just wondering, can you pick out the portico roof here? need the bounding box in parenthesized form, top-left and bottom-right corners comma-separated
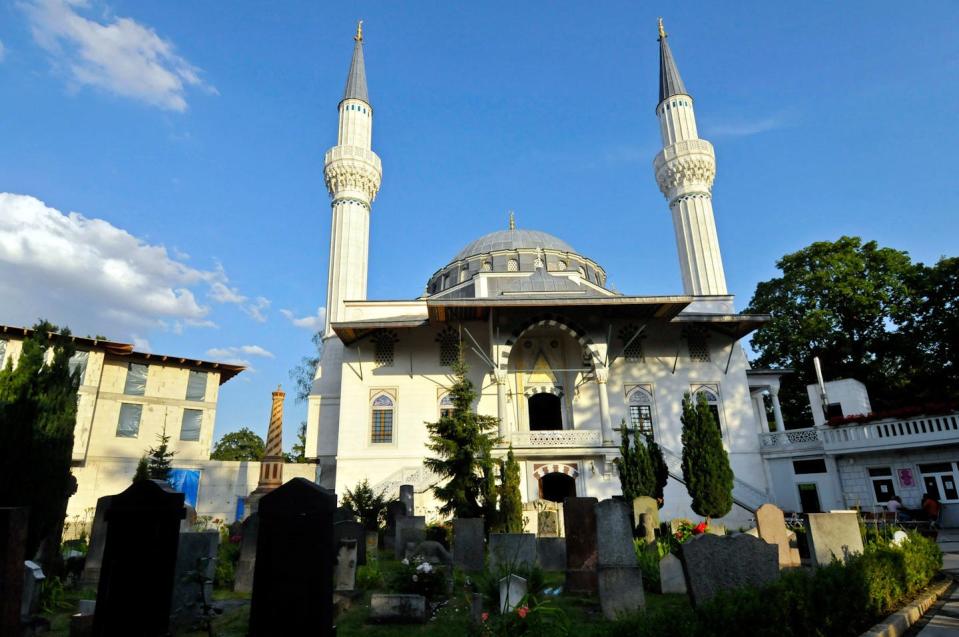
(670, 313, 771, 340)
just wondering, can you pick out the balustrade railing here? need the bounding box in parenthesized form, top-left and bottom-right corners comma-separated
(759, 413, 959, 454)
(508, 429, 603, 448)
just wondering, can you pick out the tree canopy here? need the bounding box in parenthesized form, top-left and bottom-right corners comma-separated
(680, 393, 733, 519)
(210, 427, 265, 461)
(289, 331, 323, 402)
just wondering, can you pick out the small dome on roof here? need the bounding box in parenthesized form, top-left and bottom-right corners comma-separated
(453, 229, 576, 262)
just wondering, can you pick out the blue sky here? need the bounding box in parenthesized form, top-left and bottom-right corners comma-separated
(1, 1, 957, 448)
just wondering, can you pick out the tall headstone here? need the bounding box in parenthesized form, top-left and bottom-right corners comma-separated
(334, 520, 367, 566)
(638, 513, 656, 545)
(489, 533, 536, 571)
(632, 496, 659, 539)
(246, 386, 286, 515)
(0, 507, 27, 636)
(805, 512, 864, 566)
(679, 533, 779, 606)
(92, 480, 185, 637)
(452, 518, 484, 572)
(595, 499, 645, 618)
(21, 560, 45, 622)
(399, 485, 415, 516)
(659, 553, 687, 594)
(394, 516, 425, 557)
(755, 504, 800, 569)
(80, 495, 112, 587)
(169, 531, 219, 628)
(383, 501, 407, 552)
(334, 539, 358, 592)
(563, 497, 599, 594)
(536, 537, 566, 571)
(537, 510, 559, 537)
(248, 477, 335, 637)
(233, 513, 258, 593)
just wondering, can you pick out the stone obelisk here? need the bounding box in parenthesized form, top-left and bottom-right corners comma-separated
(247, 385, 286, 515)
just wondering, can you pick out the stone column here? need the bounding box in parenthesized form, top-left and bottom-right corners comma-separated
(595, 367, 614, 445)
(769, 387, 785, 432)
(751, 392, 769, 433)
(248, 386, 286, 513)
(494, 369, 509, 440)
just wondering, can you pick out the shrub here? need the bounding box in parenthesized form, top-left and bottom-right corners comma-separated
(426, 521, 452, 548)
(388, 556, 447, 599)
(356, 557, 384, 590)
(474, 594, 570, 637)
(214, 527, 241, 588)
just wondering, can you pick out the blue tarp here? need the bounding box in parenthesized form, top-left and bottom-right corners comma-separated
(168, 468, 200, 507)
(234, 497, 245, 522)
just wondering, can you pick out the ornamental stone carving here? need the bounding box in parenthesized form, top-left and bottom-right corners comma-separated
(654, 154, 716, 198)
(324, 146, 383, 203)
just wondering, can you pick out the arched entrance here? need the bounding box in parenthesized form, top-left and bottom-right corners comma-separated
(528, 393, 562, 430)
(540, 473, 576, 503)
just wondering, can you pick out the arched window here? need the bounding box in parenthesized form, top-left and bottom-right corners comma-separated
(482, 260, 492, 272)
(577, 266, 586, 278)
(439, 393, 454, 419)
(507, 258, 519, 272)
(371, 393, 394, 444)
(627, 387, 655, 438)
(693, 385, 722, 429)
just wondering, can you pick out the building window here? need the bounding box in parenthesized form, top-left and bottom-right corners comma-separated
(868, 467, 896, 503)
(123, 363, 148, 396)
(577, 266, 586, 278)
(436, 326, 459, 367)
(558, 260, 567, 271)
(793, 459, 828, 474)
(626, 387, 655, 438)
(919, 463, 959, 502)
(618, 325, 645, 362)
(69, 351, 89, 385)
(180, 408, 203, 442)
(692, 385, 721, 428)
(482, 260, 492, 272)
(371, 394, 394, 444)
(439, 393, 454, 419)
(686, 329, 710, 362)
(460, 266, 469, 283)
(507, 258, 519, 272)
(371, 330, 398, 368)
(186, 370, 208, 401)
(116, 403, 143, 438)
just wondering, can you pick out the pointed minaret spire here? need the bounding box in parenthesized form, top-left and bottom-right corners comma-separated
(508, 210, 515, 230)
(343, 20, 369, 104)
(657, 18, 687, 105)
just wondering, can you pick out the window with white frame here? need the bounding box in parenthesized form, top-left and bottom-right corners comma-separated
(116, 403, 143, 438)
(919, 463, 959, 502)
(626, 386, 655, 439)
(371, 394, 395, 444)
(186, 370, 208, 401)
(180, 408, 203, 441)
(69, 351, 89, 385)
(439, 393, 454, 419)
(692, 384, 722, 429)
(124, 363, 148, 396)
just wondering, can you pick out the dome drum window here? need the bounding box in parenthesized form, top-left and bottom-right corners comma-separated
(507, 258, 519, 272)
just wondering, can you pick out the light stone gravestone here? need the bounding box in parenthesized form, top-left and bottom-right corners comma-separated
(399, 485, 415, 517)
(659, 553, 687, 594)
(536, 537, 566, 571)
(632, 496, 659, 538)
(366, 531, 379, 559)
(233, 513, 258, 593)
(452, 518, 484, 572)
(537, 510, 559, 537)
(498, 574, 527, 613)
(563, 497, 598, 594)
(334, 520, 367, 566)
(595, 499, 645, 618)
(21, 560, 45, 620)
(80, 495, 112, 587)
(334, 540, 358, 592)
(368, 594, 427, 624)
(805, 512, 864, 566)
(706, 523, 726, 536)
(170, 531, 219, 628)
(679, 533, 779, 606)
(394, 516, 426, 557)
(638, 513, 656, 546)
(488, 533, 536, 571)
(755, 503, 800, 568)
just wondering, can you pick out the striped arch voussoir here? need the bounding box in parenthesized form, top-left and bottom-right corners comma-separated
(532, 463, 580, 480)
(524, 385, 563, 398)
(500, 315, 601, 365)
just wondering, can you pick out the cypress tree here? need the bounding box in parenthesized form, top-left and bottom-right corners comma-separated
(497, 447, 523, 533)
(614, 420, 655, 502)
(680, 392, 734, 518)
(146, 427, 176, 481)
(646, 434, 669, 508)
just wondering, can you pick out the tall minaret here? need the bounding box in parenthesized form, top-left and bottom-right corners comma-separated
(653, 18, 728, 296)
(324, 20, 383, 337)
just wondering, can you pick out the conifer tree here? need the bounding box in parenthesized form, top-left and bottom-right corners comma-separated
(132, 456, 150, 483)
(146, 427, 176, 481)
(614, 420, 655, 502)
(646, 435, 669, 508)
(424, 351, 500, 519)
(497, 447, 523, 533)
(479, 453, 499, 532)
(680, 392, 734, 518)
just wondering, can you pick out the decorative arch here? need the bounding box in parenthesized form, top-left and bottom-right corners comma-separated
(500, 314, 602, 367)
(523, 385, 563, 398)
(532, 463, 580, 480)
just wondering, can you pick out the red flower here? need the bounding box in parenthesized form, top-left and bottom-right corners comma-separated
(693, 522, 707, 534)
(517, 606, 528, 619)
(481, 612, 489, 622)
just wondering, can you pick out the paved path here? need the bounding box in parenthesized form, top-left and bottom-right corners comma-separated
(915, 530, 959, 636)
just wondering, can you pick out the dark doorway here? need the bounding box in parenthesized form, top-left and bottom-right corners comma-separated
(528, 393, 562, 431)
(540, 473, 576, 503)
(797, 483, 822, 513)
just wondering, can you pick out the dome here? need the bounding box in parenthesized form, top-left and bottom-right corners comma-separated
(452, 229, 576, 262)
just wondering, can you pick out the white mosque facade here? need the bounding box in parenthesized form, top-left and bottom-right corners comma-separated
(305, 22, 774, 524)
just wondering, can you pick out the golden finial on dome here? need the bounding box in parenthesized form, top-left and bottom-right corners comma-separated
(658, 17, 666, 40)
(355, 20, 363, 42)
(508, 210, 515, 230)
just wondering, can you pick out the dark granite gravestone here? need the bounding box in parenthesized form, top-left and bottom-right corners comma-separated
(383, 501, 407, 552)
(0, 507, 27, 636)
(395, 516, 426, 557)
(248, 478, 335, 637)
(233, 513, 258, 593)
(563, 497, 599, 594)
(92, 480, 185, 637)
(334, 520, 367, 566)
(536, 537, 566, 571)
(678, 533, 780, 606)
(334, 507, 353, 523)
(452, 518, 485, 572)
(170, 531, 219, 629)
(595, 499, 645, 618)
(488, 533, 537, 570)
(80, 495, 112, 587)
(399, 485, 415, 516)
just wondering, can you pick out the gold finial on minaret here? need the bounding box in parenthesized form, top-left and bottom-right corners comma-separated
(355, 20, 363, 42)
(508, 210, 515, 230)
(657, 17, 666, 40)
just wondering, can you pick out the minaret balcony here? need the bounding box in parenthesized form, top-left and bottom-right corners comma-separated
(324, 145, 382, 174)
(653, 138, 714, 172)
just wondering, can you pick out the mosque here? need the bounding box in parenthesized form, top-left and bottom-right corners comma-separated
(304, 20, 774, 524)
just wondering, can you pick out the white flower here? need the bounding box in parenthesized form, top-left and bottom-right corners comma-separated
(412, 574, 418, 582)
(416, 562, 433, 573)
(401, 558, 409, 566)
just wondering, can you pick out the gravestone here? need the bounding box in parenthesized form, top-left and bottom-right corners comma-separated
(334, 520, 367, 566)
(469, 593, 483, 624)
(394, 516, 426, 556)
(399, 485, 415, 516)
(537, 510, 559, 537)
(248, 478, 335, 637)
(452, 518, 484, 572)
(537, 537, 566, 571)
(334, 507, 353, 523)
(92, 480, 185, 637)
(410, 541, 452, 566)
(659, 553, 687, 594)
(638, 513, 656, 545)
(180, 504, 198, 532)
(80, 495, 112, 587)
(598, 567, 645, 619)
(563, 497, 599, 594)
(679, 533, 779, 606)
(595, 499, 645, 618)
(366, 531, 379, 560)
(498, 574, 527, 613)
(383, 501, 408, 552)
(368, 594, 427, 624)
(21, 560, 45, 620)
(756, 503, 800, 568)
(805, 512, 864, 566)
(233, 513, 258, 593)
(170, 531, 219, 629)
(706, 523, 726, 536)
(632, 497, 659, 538)
(488, 533, 536, 571)
(0, 508, 27, 636)
(334, 539, 358, 592)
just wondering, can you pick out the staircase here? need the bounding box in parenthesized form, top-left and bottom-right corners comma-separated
(660, 446, 769, 514)
(371, 466, 440, 500)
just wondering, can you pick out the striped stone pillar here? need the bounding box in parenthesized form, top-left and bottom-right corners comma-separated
(259, 385, 286, 490)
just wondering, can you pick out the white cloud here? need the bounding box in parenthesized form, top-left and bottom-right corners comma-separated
(0, 192, 266, 339)
(704, 113, 792, 139)
(22, 0, 214, 111)
(206, 345, 274, 360)
(131, 336, 151, 352)
(280, 306, 325, 330)
(0, 39, 6, 62)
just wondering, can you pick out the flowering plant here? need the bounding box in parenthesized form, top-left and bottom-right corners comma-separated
(671, 518, 709, 544)
(388, 556, 446, 599)
(476, 595, 569, 636)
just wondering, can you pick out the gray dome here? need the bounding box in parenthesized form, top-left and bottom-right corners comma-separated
(453, 229, 575, 261)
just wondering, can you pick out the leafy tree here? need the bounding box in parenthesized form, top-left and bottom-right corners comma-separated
(285, 422, 307, 463)
(680, 393, 733, 519)
(613, 420, 655, 502)
(210, 427, 265, 461)
(146, 427, 176, 481)
(646, 435, 669, 508)
(289, 331, 323, 402)
(0, 320, 79, 567)
(497, 447, 523, 533)
(424, 353, 500, 519)
(341, 479, 387, 531)
(132, 456, 150, 483)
